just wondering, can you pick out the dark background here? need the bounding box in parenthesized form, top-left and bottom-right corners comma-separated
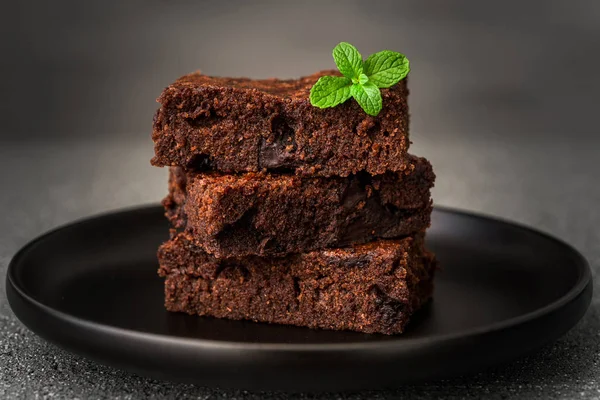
(1, 1, 600, 399)
(2, 0, 599, 142)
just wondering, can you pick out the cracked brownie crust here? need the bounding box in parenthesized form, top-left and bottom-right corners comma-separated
(151, 70, 410, 177)
(164, 155, 434, 258)
(158, 232, 436, 335)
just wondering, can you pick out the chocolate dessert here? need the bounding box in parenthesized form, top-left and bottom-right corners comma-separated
(164, 155, 434, 258)
(151, 70, 410, 177)
(159, 233, 435, 335)
(152, 44, 435, 335)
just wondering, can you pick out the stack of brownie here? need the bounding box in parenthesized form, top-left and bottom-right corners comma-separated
(151, 70, 436, 335)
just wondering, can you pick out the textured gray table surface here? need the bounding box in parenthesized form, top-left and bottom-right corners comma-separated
(0, 132, 598, 399)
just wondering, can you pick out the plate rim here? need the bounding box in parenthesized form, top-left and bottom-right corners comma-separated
(6, 204, 593, 351)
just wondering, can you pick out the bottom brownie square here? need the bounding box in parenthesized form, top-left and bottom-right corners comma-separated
(158, 233, 436, 335)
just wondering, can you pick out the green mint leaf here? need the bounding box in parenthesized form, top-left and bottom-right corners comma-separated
(350, 82, 382, 116)
(332, 42, 363, 79)
(309, 76, 353, 108)
(352, 73, 369, 85)
(363, 50, 410, 88)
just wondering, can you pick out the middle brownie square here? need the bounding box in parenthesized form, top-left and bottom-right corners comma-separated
(164, 155, 435, 259)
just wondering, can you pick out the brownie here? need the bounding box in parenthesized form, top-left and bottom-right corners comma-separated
(151, 70, 410, 177)
(158, 232, 436, 335)
(164, 155, 434, 258)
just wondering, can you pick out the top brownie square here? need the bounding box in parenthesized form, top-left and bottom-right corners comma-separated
(151, 70, 410, 177)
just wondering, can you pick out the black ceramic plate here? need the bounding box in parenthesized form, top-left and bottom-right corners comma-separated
(6, 206, 592, 391)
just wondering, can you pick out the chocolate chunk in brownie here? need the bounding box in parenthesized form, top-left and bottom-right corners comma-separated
(158, 233, 436, 335)
(151, 70, 410, 177)
(163, 155, 434, 258)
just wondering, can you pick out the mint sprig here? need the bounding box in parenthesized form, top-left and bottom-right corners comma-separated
(309, 42, 410, 116)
